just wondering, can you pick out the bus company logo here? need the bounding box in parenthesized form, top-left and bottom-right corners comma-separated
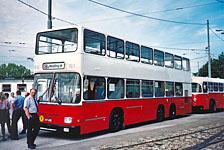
(42, 62, 65, 70)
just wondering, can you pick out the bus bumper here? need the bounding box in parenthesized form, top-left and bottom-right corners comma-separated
(40, 123, 80, 134)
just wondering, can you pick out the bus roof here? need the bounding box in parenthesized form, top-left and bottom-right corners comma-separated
(192, 76, 224, 84)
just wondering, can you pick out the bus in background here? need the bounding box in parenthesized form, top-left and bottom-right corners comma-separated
(192, 76, 224, 112)
(34, 25, 192, 135)
(0, 78, 33, 96)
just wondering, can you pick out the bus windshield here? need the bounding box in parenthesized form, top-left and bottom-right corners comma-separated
(34, 73, 81, 104)
(36, 28, 78, 54)
(192, 83, 202, 93)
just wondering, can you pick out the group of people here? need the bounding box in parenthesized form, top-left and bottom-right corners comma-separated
(0, 88, 40, 149)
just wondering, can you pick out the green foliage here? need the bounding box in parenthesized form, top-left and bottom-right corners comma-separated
(0, 63, 32, 79)
(197, 52, 224, 78)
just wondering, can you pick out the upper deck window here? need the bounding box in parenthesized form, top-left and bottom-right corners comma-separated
(165, 53, 174, 68)
(36, 28, 78, 54)
(84, 29, 106, 55)
(183, 58, 190, 71)
(107, 36, 124, 59)
(141, 46, 153, 64)
(174, 55, 182, 70)
(154, 49, 164, 66)
(125, 42, 140, 62)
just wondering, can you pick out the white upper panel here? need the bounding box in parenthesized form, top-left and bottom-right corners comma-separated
(192, 76, 224, 84)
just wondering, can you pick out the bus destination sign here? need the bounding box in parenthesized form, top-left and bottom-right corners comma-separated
(42, 62, 65, 70)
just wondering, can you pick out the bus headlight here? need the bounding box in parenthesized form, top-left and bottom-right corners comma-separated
(193, 98, 197, 102)
(64, 117, 72, 124)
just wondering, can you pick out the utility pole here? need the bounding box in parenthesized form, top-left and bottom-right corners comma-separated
(207, 20, 211, 78)
(48, 0, 52, 29)
(47, 0, 52, 53)
(197, 61, 200, 76)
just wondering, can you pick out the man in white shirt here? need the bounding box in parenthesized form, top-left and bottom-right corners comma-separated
(24, 88, 40, 149)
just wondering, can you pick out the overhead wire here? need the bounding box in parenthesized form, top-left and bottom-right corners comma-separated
(149, 45, 205, 51)
(87, 0, 206, 26)
(17, 0, 77, 25)
(80, 1, 219, 24)
(16, 0, 211, 53)
(209, 27, 224, 42)
(191, 55, 208, 60)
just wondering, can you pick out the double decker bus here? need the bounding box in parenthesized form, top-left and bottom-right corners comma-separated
(192, 76, 224, 112)
(34, 25, 192, 135)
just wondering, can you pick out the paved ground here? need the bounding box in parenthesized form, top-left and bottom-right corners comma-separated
(1, 111, 224, 150)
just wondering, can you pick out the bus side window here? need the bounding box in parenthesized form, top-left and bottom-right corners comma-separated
(83, 76, 105, 100)
(175, 82, 183, 96)
(155, 81, 165, 97)
(203, 82, 208, 93)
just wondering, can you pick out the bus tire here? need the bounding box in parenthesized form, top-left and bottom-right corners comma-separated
(109, 108, 124, 132)
(169, 104, 176, 119)
(157, 105, 165, 122)
(209, 100, 216, 113)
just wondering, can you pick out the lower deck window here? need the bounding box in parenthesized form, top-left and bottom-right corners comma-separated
(107, 78, 124, 99)
(83, 76, 105, 100)
(165, 82, 174, 97)
(155, 81, 165, 97)
(214, 83, 219, 92)
(126, 79, 140, 98)
(175, 82, 183, 96)
(219, 83, 224, 92)
(141, 80, 153, 97)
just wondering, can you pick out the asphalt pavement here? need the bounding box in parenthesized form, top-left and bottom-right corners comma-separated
(1, 111, 224, 150)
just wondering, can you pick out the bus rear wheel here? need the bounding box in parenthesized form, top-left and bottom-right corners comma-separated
(157, 105, 165, 122)
(109, 109, 124, 132)
(209, 100, 216, 113)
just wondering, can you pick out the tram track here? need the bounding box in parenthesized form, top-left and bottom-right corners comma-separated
(99, 123, 224, 150)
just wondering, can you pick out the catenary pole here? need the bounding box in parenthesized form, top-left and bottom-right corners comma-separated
(207, 20, 211, 78)
(48, 0, 52, 29)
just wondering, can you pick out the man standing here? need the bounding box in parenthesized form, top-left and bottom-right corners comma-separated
(11, 90, 26, 140)
(24, 88, 40, 149)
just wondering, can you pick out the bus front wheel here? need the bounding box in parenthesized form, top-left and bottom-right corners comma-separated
(109, 109, 124, 132)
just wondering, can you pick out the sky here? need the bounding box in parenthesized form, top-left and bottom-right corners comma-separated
(0, 0, 224, 73)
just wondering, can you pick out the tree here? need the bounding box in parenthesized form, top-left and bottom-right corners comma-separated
(196, 52, 224, 78)
(0, 63, 32, 79)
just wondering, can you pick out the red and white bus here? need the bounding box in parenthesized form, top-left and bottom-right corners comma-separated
(33, 25, 192, 135)
(192, 76, 224, 112)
